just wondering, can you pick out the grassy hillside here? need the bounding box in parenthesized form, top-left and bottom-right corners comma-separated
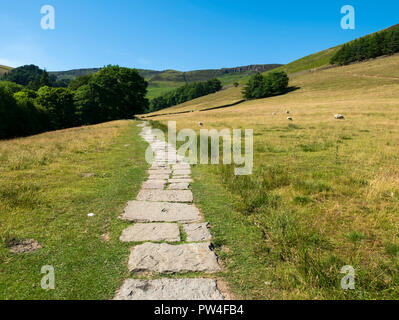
(269, 46, 341, 75)
(0, 120, 148, 299)
(145, 53, 399, 299)
(50, 64, 282, 99)
(0, 65, 12, 76)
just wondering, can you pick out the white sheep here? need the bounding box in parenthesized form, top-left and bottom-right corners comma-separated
(198, 122, 204, 127)
(334, 114, 345, 120)
(287, 117, 293, 121)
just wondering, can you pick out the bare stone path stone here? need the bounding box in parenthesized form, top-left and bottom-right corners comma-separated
(120, 223, 180, 242)
(169, 178, 193, 183)
(142, 180, 166, 189)
(173, 169, 191, 175)
(183, 223, 212, 242)
(137, 190, 193, 203)
(114, 278, 224, 300)
(128, 242, 221, 273)
(148, 174, 170, 180)
(115, 123, 224, 300)
(169, 182, 190, 190)
(121, 201, 201, 222)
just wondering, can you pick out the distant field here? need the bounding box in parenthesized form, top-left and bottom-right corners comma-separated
(0, 120, 148, 299)
(0, 65, 12, 76)
(145, 54, 399, 299)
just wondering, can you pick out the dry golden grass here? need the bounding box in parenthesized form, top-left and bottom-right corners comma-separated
(147, 54, 399, 299)
(0, 121, 127, 172)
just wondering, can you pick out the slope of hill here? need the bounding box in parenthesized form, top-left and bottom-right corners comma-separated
(0, 65, 12, 76)
(50, 64, 282, 99)
(143, 50, 399, 299)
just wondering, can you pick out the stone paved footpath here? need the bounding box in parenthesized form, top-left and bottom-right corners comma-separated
(114, 122, 224, 300)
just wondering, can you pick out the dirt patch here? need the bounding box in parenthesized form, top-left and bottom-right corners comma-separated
(8, 239, 42, 254)
(101, 232, 111, 242)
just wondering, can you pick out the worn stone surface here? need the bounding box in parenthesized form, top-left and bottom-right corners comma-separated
(183, 223, 212, 242)
(172, 163, 190, 170)
(120, 223, 180, 242)
(128, 242, 221, 273)
(173, 169, 191, 176)
(114, 278, 224, 300)
(169, 182, 190, 190)
(169, 178, 193, 183)
(137, 190, 193, 202)
(148, 174, 170, 180)
(121, 201, 201, 222)
(171, 175, 191, 180)
(142, 180, 166, 189)
(148, 169, 171, 175)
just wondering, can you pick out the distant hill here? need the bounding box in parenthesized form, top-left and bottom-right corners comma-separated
(50, 64, 282, 99)
(0, 65, 12, 76)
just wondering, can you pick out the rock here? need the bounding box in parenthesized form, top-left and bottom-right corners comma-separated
(137, 190, 193, 202)
(173, 169, 191, 176)
(334, 114, 345, 119)
(148, 174, 170, 180)
(114, 278, 224, 300)
(121, 201, 201, 222)
(169, 182, 190, 190)
(169, 178, 193, 183)
(147, 169, 172, 175)
(172, 163, 190, 170)
(183, 223, 212, 241)
(120, 223, 180, 242)
(142, 180, 166, 189)
(128, 242, 221, 273)
(171, 175, 191, 180)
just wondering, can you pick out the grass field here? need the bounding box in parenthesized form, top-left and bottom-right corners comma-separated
(0, 65, 12, 76)
(0, 120, 148, 299)
(143, 53, 399, 299)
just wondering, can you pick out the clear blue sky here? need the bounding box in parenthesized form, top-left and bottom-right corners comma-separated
(1, 0, 398, 71)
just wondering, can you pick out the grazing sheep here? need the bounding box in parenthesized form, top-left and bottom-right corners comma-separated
(272, 112, 277, 115)
(285, 110, 290, 114)
(198, 122, 203, 127)
(287, 117, 293, 121)
(334, 114, 345, 120)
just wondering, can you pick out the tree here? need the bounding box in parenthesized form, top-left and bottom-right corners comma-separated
(36, 86, 76, 129)
(74, 65, 149, 124)
(2, 64, 43, 86)
(40, 70, 51, 87)
(68, 74, 93, 90)
(149, 78, 222, 111)
(242, 72, 289, 100)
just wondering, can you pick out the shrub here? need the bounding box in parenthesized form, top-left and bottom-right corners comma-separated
(242, 72, 289, 100)
(150, 78, 222, 111)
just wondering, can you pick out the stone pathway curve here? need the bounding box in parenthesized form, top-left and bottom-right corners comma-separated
(114, 122, 224, 300)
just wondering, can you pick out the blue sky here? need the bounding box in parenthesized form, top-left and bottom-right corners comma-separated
(1, 0, 398, 71)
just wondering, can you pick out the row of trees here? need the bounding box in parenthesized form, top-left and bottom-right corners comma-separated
(0, 65, 149, 139)
(150, 78, 222, 111)
(331, 25, 399, 65)
(1, 64, 70, 89)
(242, 71, 289, 100)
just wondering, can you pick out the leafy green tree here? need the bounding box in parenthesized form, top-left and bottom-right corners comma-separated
(2, 64, 43, 86)
(74, 65, 149, 124)
(40, 70, 51, 87)
(36, 86, 76, 129)
(331, 25, 399, 65)
(150, 78, 222, 111)
(68, 74, 93, 90)
(0, 81, 24, 94)
(242, 72, 289, 100)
